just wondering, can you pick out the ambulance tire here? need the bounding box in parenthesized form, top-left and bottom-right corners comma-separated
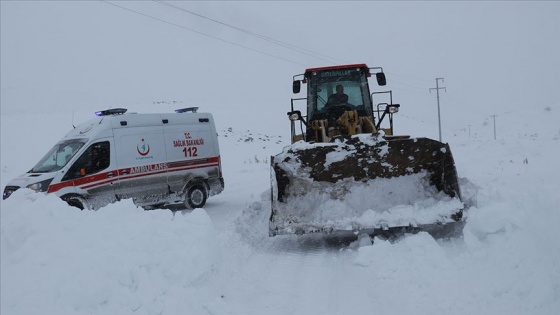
(64, 195, 89, 210)
(185, 184, 207, 209)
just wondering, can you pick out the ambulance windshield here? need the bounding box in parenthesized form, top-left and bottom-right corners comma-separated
(30, 139, 87, 173)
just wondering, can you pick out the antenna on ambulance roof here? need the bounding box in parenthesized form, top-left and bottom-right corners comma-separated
(72, 110, 76, 128)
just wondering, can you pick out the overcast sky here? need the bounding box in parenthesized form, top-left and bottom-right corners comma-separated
(1, 1, 558, 137)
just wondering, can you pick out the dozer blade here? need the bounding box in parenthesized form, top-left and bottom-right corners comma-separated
(269, 134, 464, 237)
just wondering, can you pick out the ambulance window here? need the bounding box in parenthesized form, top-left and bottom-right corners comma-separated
(30, 139, 86, 173)
(63, 141, 110, 180)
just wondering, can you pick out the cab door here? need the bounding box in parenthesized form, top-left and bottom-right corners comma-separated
(62, 140, 119, 209)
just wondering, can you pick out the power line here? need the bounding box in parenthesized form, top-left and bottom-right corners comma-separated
(390, 79, 431, 92)
(101, 0, 446, 93)
(382, 71, 440, 94)
(386, 71, 434, 85)
(99, 0, 307, 66)
(153, 0, 344, 65)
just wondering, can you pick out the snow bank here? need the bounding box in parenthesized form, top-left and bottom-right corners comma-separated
(1, 189, 220, 315)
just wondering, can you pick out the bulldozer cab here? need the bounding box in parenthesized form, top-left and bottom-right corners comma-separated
(290, 64, 388, 143)
(306, 67, 374, 120)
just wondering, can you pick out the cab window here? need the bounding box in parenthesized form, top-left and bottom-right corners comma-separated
(316, 81, 364, 111)
(63, 141, 110, 180)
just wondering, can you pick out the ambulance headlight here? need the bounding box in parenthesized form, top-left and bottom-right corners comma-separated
(3, 186, 19, 200)
(26, 178, 54, 193)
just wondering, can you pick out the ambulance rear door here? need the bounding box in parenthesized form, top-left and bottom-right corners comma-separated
(162, 113, 220, 194)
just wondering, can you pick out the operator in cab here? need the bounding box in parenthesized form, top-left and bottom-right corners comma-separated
(326, 84, 348, 107)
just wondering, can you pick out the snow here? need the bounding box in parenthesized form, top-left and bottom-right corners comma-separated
(2, 2, 560, 314)
(2, 106, 559, 315)
(273, 173, 463, 232)
(2, 193, 219, 314)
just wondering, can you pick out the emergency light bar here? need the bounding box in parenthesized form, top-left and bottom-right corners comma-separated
(175, 107, 199, 113)
(95, 108, 128, 116)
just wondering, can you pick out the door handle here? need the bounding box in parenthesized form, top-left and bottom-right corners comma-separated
(107, 172, 115, 178)
(121, 170, 129, 175)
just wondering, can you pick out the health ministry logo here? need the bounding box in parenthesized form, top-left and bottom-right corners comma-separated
(137, 138, 151, 156)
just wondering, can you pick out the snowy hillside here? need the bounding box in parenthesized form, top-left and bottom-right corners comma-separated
(1, 104, 559, 315)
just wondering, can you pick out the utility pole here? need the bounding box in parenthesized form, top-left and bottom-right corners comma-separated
(429, 78, 446, 142)
(491, 114, 497, 140)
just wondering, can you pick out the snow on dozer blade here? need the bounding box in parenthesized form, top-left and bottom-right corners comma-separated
(269, 134, 464, 237)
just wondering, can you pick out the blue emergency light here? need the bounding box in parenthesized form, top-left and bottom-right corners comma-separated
(95, 108, 128, 116)
(175, 107, 199, 113)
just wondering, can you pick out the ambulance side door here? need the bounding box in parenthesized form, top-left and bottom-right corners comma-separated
(113, 126, 169, 202)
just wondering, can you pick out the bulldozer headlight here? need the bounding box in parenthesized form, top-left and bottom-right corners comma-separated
(287, 110, 303, 121)
(388, 104, 400, 113)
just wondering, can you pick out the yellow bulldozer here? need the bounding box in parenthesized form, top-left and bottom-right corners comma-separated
(269, 64, 464, 238)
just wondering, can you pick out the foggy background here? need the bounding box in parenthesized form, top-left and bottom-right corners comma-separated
(2, 1, 559, 139)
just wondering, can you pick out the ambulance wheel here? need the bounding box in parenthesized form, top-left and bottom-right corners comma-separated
(185, 184, 207, 209)
(64, 195, 89, 210)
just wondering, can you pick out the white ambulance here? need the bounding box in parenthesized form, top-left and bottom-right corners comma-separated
(3, 107, 224, 210)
